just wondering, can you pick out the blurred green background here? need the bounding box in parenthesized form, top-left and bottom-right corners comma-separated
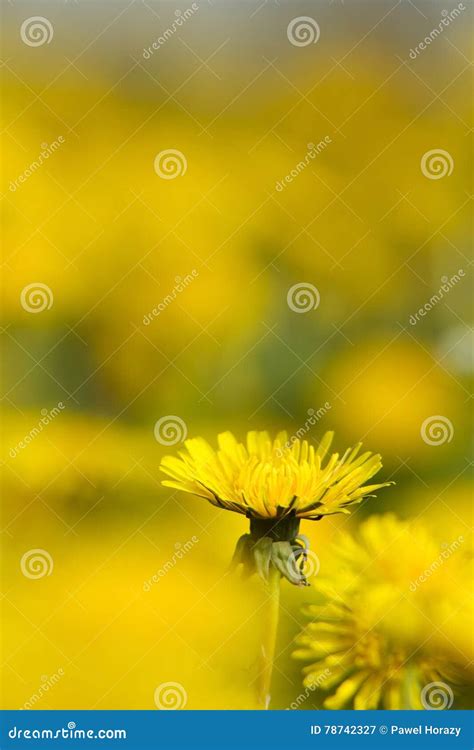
(1, 0, 472, 709)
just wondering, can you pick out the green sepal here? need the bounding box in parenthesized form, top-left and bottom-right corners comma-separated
(271, 541, 309, 587)
(229, 534, 252, 572)
(230, 525, 312, 587)
(252, 536, 273, 582)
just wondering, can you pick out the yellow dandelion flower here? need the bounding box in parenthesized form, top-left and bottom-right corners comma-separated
(160, 430, 391, 586)
(161, 430, 389, 519)
(161, 431, 392, 709)
(293, 514, 469, 709)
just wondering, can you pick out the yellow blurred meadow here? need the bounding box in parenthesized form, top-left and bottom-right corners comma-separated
(1, 0, 473, 711)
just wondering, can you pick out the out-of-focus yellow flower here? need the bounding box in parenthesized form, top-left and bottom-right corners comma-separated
(293, 514, 470, 709)
(2, 523, 265, 710)
(412, 482, 474, 666)
(322, 339, 462, 457)
(1, 411, 158, 506)
(160, 431, 390, 520)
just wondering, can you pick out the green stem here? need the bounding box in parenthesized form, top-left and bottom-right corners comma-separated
(400, 664, 417, 709)
(257, 566, 281, 709)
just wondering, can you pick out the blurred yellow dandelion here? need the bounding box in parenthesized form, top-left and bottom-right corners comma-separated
(293, 514, 467, 709)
